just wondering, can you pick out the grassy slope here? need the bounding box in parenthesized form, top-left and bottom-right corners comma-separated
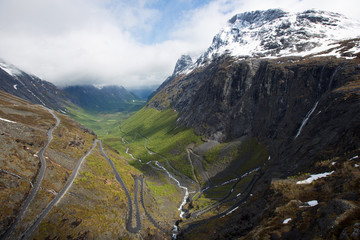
(66, 104, 270, 229)
(66, 105, 189, 223)
(119, 107, 202, 179)
(33, 146, 154, 240)
(67, 104, 202, 179)
(0, 91, 162, 239)
(66, 104, 134, 138)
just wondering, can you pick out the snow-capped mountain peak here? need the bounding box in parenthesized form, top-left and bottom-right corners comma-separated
(0, 59, 22, 77)
(173, 55, 193, 76)
(197, 9, 360, 63)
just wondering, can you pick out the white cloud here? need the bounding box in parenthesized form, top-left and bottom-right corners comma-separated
(0, 0, 358, 88)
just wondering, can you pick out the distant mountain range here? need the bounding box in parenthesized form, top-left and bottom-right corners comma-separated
(0, 59, 68, 112)
(0, 59, 144, 113)
(63, 85, 144, 112)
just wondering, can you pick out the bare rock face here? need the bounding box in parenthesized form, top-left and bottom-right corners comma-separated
(157, 54, 360, 239)
(147, 10, 360, 237)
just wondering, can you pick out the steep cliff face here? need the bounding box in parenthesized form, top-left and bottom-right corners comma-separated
(146, 10, 360, 238)
(149, 55, 360, 175)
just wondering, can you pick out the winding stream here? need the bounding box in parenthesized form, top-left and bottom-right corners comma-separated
(122, 132, 190, 219)
(154, 161, 189, 218)
(294, 100, 319, 139)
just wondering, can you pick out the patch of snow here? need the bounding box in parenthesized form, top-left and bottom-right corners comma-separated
(296, 171, 334, 184)
(355, 164, 359, 168)
(13, 84, 18, 90)
(283, 218, 292, 224)
(0, 117, 16, 124)
(299, 200, 319, 208)
(307, 200, 318, 207)
(349, 155, 359, 160)
(344, 41, 360, 57)
(344, 56, 357, 60)
(222, 206, 239, 217)
(314, 44, 343, 58)
(331, 162, 336, 166)
(33, 154, 38, 157)
(25, 88, 46, 106)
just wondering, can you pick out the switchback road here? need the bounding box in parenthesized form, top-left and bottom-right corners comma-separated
(98, 140, 141, 233)
(21, 139, 97, 240)
(1, 109, 60, 240)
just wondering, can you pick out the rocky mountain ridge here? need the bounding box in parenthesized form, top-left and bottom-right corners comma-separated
(0, 59, 68, 112)
(148, 9, 360, 143)
(146, 9, 360, 239)
(199, 9, 360, 62)
(63, 85, 143, 113)
(0, 59, 143, 113)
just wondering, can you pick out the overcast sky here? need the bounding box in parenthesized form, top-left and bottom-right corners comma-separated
(0, 0, 359, 88)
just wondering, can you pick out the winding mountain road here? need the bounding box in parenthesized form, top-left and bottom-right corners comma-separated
(101, 138, 171, 234)
(21, 139, 97, 240)
(98, 140, 141, 233)
(186, 149, 201, 196)
(180, 172, 263, 236)
(1, 109, 60, 240)
(191, 172, 259, 218)
(137, 176, 170, 234)
(187, 148, 213, 187)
